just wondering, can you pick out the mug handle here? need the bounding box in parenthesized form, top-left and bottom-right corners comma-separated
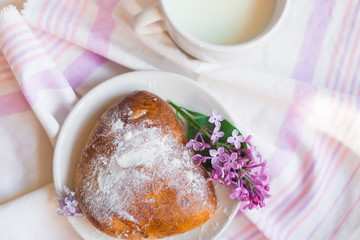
(131, 3, 165, 34)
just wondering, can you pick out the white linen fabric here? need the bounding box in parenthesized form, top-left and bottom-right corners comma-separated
(0, 0, 359, 239)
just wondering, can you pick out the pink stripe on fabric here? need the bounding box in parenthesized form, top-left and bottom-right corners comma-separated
(0, 68, 11, 74)
(230, 222, 255, 240)
(292, 0, 337, 82)
(264, 0, 337, 232)
(47, 39, 64, 53)
(320, 120, 359, 192)
(34, 29, 46, 40)
(36, 0, 51, 27)
(0, 91, 30, 117)
(0, 58, 7, 65)
(277, 171, 322, 237)
(357, 98, 360, 109)
(350, 49, 360, 95)
(274, 0, 336, 154)
(279, 171, 331, 238)
(277, 104, 355, 235)
(275, 96, 354, 235)
(0, 75, 15, 83)
(340, 24, 360, 93)
(243, 229, 261, 240)
(20, 68, 70, 105)
(63, 50, 107, 89)
(61, 0, 79, 39)
(40, 37, 64, 55)
(265, 142, 317, 209)
(70, 0, 87, 41)
(0, 63, 8, 68)
(262, 97, 336, 234)
(281, 98, 359, 238)
(87, 0, 118, 56)
(331, 0, 360, 91)
(275, 82, 317, 151)
(0, 22, 24, 39)
(13, 52, 47, 72)
(271, 164, 317, 226)
(329, 195, 360, 240)
(266, 135, 325, 225)
(8, 44, 41, 65)
(265, 120, 327, 207)
(39, 33, 57, 47)
(0, 29, 31, 49)
(52, 41, 72, 59)
(53, 0, 72, 36)
(324, 0, 355, 88)
(260, 93, 338, 232)
(305, 162, 360, 239)
(45, 0, 61, 32)
(4, 37, 36, 57)
(256, 237, 268, 240)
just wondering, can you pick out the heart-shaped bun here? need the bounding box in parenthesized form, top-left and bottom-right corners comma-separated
(75, 91, 217, 239)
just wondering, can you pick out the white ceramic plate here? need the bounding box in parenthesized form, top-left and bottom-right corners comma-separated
(53, 71, 240, 240)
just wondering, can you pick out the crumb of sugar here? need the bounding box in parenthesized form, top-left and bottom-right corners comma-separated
(111, 119, 124, 132)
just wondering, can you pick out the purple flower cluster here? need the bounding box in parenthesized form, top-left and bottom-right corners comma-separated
(186, 110, 270, 210)
(57, 186, 82, 217)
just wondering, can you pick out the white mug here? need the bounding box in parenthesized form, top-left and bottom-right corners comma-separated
(132, 0, 287, 63)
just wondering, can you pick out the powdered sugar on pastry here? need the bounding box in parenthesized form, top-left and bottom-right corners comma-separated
(78, 119, 212, 233)
(75, 91, 217, 239)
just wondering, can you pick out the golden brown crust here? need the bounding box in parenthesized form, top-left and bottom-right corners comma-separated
(75, 90, 217, 239)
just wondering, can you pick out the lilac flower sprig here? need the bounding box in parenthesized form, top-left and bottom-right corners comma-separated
(167, 101, 270, 210)
(57, 186, 83, 217)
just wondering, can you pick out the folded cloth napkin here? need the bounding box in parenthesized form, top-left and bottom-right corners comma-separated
(0, 0, 360, 239)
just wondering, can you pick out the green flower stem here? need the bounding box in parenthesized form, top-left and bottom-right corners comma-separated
(239, 169, 256, 192)
(168, 100, 213, 139)
(168, 101, 201, 128)
(240, 169, 252, 184)
(199, 126, 212, 140)
(217, 142, 234, 151)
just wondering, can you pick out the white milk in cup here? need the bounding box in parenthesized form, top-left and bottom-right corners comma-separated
(132, 0, 287, 62)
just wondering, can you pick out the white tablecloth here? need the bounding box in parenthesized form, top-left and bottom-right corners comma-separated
(0, 0, 360, 239)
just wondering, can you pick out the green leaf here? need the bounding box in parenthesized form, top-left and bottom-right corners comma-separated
(180, 107, 207, 118)
(175, 111, 184, 124)
(186, 116, 208, 140)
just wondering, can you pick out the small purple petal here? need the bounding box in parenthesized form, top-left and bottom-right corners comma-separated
(192, 154, 205, 166)
(186, 139, 194, 148)
(57, 185, 83, 217)
(209, 109, 224, 125)
(227, 130, 245, 149)
(211, 130, 224, 144)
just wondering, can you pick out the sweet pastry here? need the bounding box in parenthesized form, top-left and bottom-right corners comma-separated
(75, 90, 217, 239)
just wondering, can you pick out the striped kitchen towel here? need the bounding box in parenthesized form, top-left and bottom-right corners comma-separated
(0, 0, 359, 239)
